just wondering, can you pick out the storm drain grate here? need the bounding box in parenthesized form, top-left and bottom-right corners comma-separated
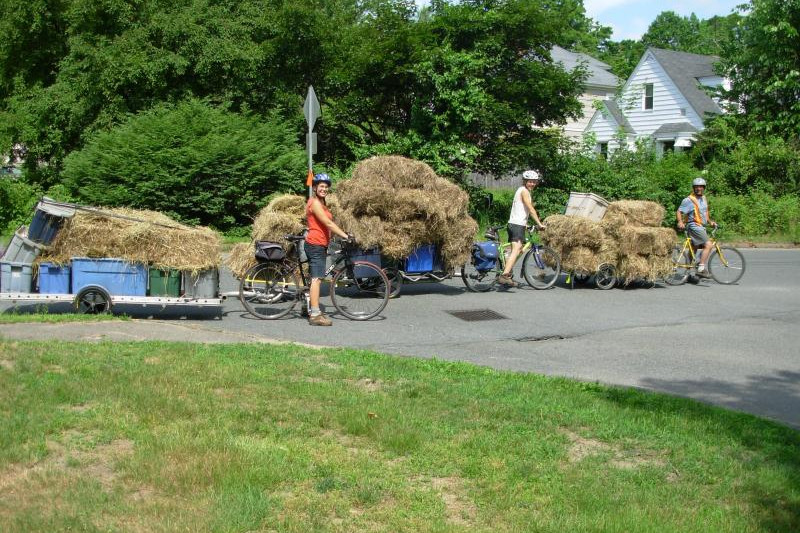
(446, 309, 508, 322)
(515, 335, 567, 342)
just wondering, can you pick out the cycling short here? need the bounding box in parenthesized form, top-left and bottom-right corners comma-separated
(687, 225, 709, 247)
(507, 223, 526, 243)
(305, 243, 328, 279)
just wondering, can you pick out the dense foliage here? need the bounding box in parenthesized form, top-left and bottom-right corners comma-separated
(0, 0, 797, 240)
(61, 100, 306, 229)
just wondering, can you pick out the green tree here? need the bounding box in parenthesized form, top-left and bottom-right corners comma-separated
(61, 99, 306, 229)
(719, 0, 800, 137)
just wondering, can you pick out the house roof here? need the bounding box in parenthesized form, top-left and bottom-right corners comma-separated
(648, 48, 723, 118)
(653, 122, 699, 136)
(551, 45, 620, 89)
(603, 100, 635, 134)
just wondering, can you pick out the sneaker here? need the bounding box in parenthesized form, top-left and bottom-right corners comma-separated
(696, 269, 711, 279)
(308, 313, 332, 326)
(496, 274, 518, 287)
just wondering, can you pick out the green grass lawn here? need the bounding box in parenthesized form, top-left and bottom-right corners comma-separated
(1, 340, 798, 532)
(0, 311, 127, 324)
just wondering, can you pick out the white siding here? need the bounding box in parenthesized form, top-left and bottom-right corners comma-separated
(563, 87, 615, 141)
(698, 75, 725, 88)
(585, 108, 620, 143)
(616, 52, 704, 136)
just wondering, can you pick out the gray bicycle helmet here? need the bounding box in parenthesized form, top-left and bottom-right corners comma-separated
(692, 177, 707, 187)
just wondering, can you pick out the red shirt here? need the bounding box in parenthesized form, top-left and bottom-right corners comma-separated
(306, 197, 331, 246)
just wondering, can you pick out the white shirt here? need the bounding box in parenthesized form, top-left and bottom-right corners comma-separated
(508, 186, 530, 226)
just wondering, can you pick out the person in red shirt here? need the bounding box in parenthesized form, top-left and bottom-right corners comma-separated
(306, 173, 350, 326)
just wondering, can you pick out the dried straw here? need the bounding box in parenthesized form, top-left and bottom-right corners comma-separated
(40, 207, 221, 272)
(335, 156, 477, 269)
(616, 226, 676, 256)
(603, 200, 665, 229)
(541, 214, 607, 249)
(226, 242, 257, 279)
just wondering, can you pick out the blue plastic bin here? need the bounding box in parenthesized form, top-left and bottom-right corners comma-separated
(71, 258, 147, 296)
(38, 262, 71, 294)
(351, 248, 382, 278)
(404, 244, 439, 273)
(1, 262, 33, 293)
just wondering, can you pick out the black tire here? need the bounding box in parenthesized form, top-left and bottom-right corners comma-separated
(74, 286, 112, 314)
(595, 263, 617, 290)
(239, 262, 299, 319)
(331, 261, 390, 320)
(708, 246, 745, 285)
(382, 259, 403, 298)
(664, 246, 691, 286)
(461, 261, 497, 292)
(522, 245, 561, 289)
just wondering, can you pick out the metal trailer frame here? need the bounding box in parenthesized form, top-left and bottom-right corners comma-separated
(0, 291, 225, 313)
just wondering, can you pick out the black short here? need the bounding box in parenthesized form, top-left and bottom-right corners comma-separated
(305, 243, 328, 279)
(507, 223, 526, 243)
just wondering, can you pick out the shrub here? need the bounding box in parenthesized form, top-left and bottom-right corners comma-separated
(61, 99, 306, 230)
(0, 178, 39, 234)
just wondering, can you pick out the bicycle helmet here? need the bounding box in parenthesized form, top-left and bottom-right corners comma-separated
(522, 170, 542, 182)
(692, 177, 707, 187)
(312, 173, 331, 186)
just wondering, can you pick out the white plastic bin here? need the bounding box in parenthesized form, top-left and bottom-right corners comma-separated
(0, 227, 44, 264)
(565, 192, 609, 221)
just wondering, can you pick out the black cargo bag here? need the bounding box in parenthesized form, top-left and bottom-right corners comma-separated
(255, 241, 286, 262)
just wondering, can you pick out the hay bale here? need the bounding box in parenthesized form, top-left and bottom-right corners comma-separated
(40, 207, 221, 271)
(265, 194, 306, 220)
(603, 200, 665, 228)
(225, 242, 257, 279)
(336, 156, 477, 269)
(616, 254, 672, 283)
(251, 211, 305, 245)
(616, 226, 676, 256)
(541, 214, 607, 249)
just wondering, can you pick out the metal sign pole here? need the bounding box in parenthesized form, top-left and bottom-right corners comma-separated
(303, 86, 320, 199)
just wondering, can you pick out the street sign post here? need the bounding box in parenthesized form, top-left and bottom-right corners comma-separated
(303, 86, 321, 198)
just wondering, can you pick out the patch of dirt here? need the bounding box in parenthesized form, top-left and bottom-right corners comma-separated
(411, 475, 478, 526)
(346, 378, 382, 392)
(0, 359, 14, 371)
(560, 429, 667, 470)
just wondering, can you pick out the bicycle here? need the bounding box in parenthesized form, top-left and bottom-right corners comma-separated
(239, 235, 390, 320)
(461, 225, 561, 292)
(664, 227, 745, 285)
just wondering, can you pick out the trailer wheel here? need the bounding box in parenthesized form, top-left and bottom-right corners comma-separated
(595, 264, 617, 290)
(74, 286, 112, 314)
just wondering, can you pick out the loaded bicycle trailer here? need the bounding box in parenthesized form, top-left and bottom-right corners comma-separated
(380, 244, 455, 297)
(0, 198, 225, 314)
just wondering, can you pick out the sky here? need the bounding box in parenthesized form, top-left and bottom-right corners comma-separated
(415, 1, 745, 41)
(583, 0, 744, 40)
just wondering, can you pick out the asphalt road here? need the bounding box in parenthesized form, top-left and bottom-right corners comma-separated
(2, 248, 798, 429)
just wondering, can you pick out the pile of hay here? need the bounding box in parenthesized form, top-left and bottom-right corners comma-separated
(542, 199, 676, 284)
(541, 215, 617, 273)
(602, 200, 674, 282)
(225, 194, 307, 278)
(40, 207, 221, 271)
(333, 156, 478, 268)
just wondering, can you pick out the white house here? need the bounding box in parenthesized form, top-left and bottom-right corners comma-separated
(584, 48, 726, 156)
(550, 45, 621, 142)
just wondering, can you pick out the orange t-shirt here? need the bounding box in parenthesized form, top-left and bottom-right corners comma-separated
(306, 197, 331, 246)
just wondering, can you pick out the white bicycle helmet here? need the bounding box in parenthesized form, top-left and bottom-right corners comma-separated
(522, 170, 542, 182)
(692, 177, 707, 187)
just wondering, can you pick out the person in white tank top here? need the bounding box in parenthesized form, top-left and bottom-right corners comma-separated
(497, 170, 546, 287)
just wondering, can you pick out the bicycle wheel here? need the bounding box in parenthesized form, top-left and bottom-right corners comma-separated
(595, 263, 617, 290)
(522, 245, 561, 289)
(664, 246, 691, 286)
(331, 261, 390, 320)
(239, 262, 299, 319)
(461, 261, 497, 292)
(708, 246, 745, 285)
(382, 258, 403, 298)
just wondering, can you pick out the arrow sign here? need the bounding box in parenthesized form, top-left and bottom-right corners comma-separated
(303, 86, 320, 130)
